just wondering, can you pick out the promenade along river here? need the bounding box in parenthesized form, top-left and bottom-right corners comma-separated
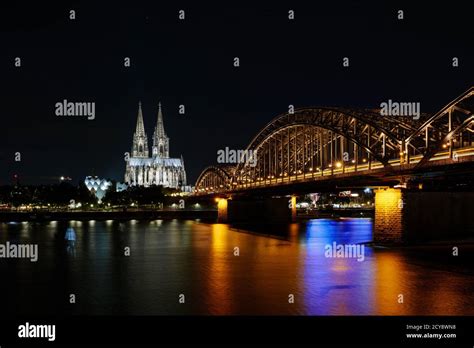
(0, 218, 473, 316)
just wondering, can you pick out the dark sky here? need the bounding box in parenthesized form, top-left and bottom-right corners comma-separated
(0, 1, 473, 185)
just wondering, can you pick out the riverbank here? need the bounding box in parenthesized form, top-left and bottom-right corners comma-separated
(0, 208, 372, 222)
(0, 210, 217, 222)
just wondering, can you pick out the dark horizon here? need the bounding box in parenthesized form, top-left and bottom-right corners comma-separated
(1, 1, 473, 185)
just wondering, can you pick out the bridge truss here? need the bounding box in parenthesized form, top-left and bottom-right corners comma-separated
(195, 87, 474, 194)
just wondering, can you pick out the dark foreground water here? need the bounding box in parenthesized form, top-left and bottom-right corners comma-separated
(0, 218, 473, 316)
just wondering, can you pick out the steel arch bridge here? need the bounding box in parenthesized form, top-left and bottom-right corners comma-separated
(195, 87, 474, 195)
(194, 165, 236, 192)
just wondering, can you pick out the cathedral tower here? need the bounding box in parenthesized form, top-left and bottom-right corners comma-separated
(131, 102, 149, 158)
(152, 102, 170, 158)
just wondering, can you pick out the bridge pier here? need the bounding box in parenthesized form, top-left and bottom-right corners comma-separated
(374, 188, 474, 243)
(291, 195, 297, 222)
(217, 197, 292, 223)
(217, 198, 228, 223)
(374, 188, 405, 244)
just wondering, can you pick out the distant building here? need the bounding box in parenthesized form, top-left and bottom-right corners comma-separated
(124, 102, 187, 189)
(84, 176, 112, 202)
(84, 176, 128, 202)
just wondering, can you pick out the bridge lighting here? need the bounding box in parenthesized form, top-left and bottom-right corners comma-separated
(442, 144, 447, 149)
(328, 164, 333, 168)
(362, 158, 367, 163)
(336, 162, 342, 168)
(399, 151, 404, 156)
(215, 197, 221, 203)
(309, 168, 313, 171)
(351, 159, 356, 163)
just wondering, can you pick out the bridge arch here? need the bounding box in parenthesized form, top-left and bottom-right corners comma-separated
(232, 107, 418, 185)
(193, 87, 474, 193)
(194, 165, 235, 194)
(405, 87, 474, 168)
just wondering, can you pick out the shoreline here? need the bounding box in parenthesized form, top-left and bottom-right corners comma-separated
(0, 210, 217, 222)
(2, 213, 472, 247)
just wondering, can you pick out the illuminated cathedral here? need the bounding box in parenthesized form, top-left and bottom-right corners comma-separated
(124, 102, 187, 188)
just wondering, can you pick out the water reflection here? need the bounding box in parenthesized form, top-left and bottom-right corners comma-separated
(207, 224, 233, 314)
(300, 219, 374, 314)
(65, 227, 77, 257)
(0, 219, 472, 316)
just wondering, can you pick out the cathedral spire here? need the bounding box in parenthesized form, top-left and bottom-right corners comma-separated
(152, 101, 170, 158)
(132, 101, 149, 158)
(135, 101, 146, 136)
(156, 102, 166, 138)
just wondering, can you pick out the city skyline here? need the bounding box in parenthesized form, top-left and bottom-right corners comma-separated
(1, 2, 473, 185)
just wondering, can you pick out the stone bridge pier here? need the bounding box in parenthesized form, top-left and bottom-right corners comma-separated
(374, 188, 474, 243)
(217, 197, 292, 223)
(215, 189, 474, 244)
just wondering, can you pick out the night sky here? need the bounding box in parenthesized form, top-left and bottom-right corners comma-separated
(1, 1, 473, 185)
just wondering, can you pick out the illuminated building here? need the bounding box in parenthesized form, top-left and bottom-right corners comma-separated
(124, 102, 187, 189)
(84, 176, 113, 202)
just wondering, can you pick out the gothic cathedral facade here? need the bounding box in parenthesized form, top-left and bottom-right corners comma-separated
(124, 102, 187, 189)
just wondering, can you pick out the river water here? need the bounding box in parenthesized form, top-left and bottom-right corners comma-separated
(0, 218, 473, 316)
